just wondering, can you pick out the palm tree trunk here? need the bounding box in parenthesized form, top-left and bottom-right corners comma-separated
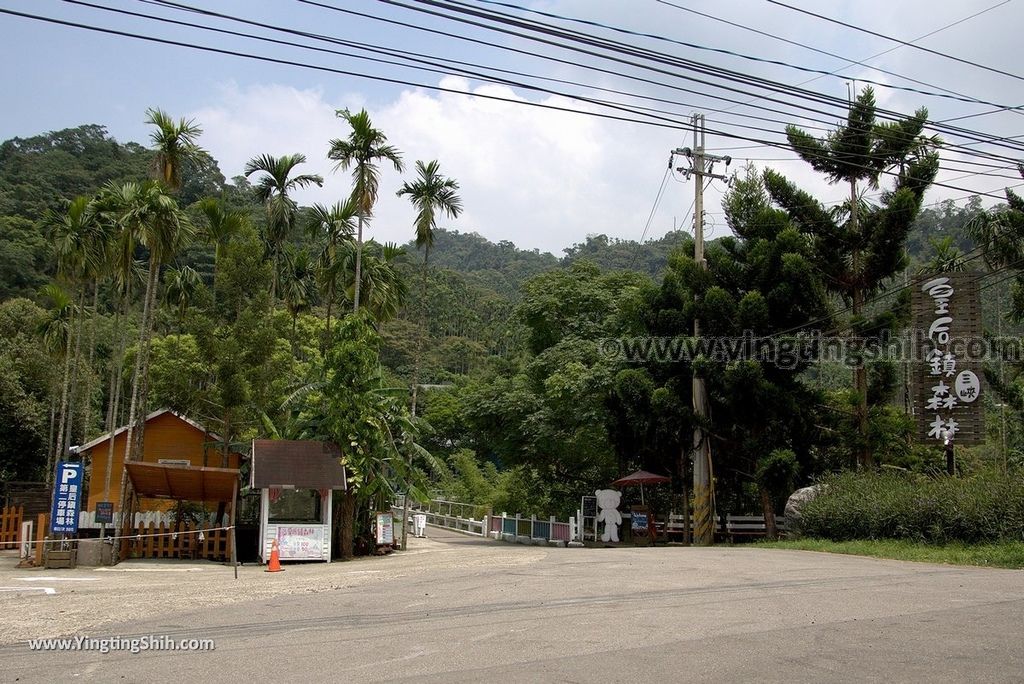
(291, 313, 298, 352)
(117, 257, 158, 516)
(411, 246, 429, 417)
(212, 243, 221, 306)
(133, 261, 161, 459)
(325, 295, 333, 354)
(81, 280, 100, 443)
(353, 212, 364, 313)
(50, 326, 73, 484)
(47, 394, 56, 475)
(62, 287, 86, 460)
(102, 298, 126, 510)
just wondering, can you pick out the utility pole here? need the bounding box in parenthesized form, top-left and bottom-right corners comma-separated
(673, 114, 730, 546)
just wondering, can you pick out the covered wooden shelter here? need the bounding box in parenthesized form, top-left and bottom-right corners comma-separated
(121, 462, 241, 571)
(251, 440, 347, 563)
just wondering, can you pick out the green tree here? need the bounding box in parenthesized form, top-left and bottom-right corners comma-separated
(243, 153, 323, 299)
(766, 86, 939, 467)
(290, 313, 433, 559)
(327, 109, 404, 314)
(44, 196, 105, 477)
(0, 299, 56, 481)
(35, 284, 74, 480)
(397, 159, 463, 415)
(350, 241, 408, 324)
(196, 197, 247, 286)
(306, 200, 356, 346)
(145, 108, 203, 190)
(106, 181, 193, 518)
(280, 246, 316, 347)
(163, 265, 202, 321)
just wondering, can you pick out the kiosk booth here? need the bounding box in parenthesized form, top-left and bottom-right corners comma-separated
(250, 440, 347, 563)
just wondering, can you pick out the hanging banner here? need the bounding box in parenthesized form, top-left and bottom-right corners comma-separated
(51, 461, 84, 534)
(911, 273, 985, 445)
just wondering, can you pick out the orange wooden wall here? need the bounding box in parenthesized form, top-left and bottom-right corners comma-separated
(84, 412, 240, 513)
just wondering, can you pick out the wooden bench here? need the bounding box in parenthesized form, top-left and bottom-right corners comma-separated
(725, 514, 788, 539)
(659, 513, 788, 541)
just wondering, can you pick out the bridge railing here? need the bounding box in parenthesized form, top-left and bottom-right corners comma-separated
(487, 512, 574, 544)
(392, 497, 487, 537)
(392, 497, 787, 543)
(391, 498, 578, 542)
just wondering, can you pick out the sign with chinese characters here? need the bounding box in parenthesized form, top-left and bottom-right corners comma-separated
(911, 273, 985, 446)
(50, 461, 84, 534)
(275, 526, 325, 560)
(375, 512, 394, 545)
(95, 501, 114, 524)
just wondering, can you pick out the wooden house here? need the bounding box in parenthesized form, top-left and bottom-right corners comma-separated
(77, 409, 240, 514)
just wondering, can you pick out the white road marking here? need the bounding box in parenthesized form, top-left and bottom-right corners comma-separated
(18, 577, 99, 582)
(0, 587, 56, 595)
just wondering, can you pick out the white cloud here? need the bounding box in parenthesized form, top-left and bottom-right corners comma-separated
(186, 0, 1022, 256)
(191, 77, 686, 255)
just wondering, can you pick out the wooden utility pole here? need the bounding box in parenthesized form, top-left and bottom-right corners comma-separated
(674, 114, 730, 546)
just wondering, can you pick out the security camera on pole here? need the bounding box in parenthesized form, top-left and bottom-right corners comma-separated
(672, 113, 730, 546)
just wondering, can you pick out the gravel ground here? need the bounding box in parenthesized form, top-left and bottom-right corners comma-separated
(0, 533, 545, 644)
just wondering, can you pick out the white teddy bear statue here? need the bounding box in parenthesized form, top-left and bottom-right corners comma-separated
(595, 489, 622, 543)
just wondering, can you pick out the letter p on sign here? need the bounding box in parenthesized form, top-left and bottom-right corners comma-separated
(61, 466, 77, 484)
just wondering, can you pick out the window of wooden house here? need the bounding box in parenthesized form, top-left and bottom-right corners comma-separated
(268, 489, 322, 523)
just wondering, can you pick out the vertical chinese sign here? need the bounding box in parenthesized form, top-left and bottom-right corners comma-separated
(911, 273, 985, 446)
(51, 461, 84, 534)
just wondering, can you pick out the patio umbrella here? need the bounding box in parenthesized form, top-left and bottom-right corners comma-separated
(611, 469, 671, 505)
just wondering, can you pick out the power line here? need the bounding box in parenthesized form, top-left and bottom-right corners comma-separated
(149, 0, 1019, 170)
(765, 0, 1024, 83)
(478, 0, 1023, 113)
(94, 0, 1024, 176)
(655, 0, 1020, 119)
(381, 0, 1024, 158)
(1, 6, 1015, 202)
(116, 0, 850, 138)
(628, 164, 672, 271)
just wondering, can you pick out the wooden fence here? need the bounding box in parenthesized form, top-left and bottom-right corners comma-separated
(0, 505, 23, 550)
(122, 522, 230, 562)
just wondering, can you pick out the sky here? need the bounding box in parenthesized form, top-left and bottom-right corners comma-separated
(1, 0, 1022, 255)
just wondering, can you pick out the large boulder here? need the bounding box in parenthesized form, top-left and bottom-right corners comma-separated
(784, 485, 824, 537)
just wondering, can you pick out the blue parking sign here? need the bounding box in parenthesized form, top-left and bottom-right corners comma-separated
(51, 461, 84, 534)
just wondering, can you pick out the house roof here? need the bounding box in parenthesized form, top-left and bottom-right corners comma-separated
(250, 439, 348, 490)
(126, 461, 239, 503)
(75, 408, 223, 454)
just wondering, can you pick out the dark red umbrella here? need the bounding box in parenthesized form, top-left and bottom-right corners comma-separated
(611, 470, 671, 505)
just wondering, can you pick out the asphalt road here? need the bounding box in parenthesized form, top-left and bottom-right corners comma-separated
(4, 528, 1024, 683)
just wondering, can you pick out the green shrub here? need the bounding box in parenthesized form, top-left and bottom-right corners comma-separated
(800, 470, 1024, 543)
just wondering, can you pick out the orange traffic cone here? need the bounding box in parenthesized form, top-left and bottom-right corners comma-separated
(265, 539, 283, 572)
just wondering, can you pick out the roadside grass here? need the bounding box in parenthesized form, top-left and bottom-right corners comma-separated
(756, 538, 1024, 569)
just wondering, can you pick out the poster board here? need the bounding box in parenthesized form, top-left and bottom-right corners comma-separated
(631, 505, 652, 546)
(95, 502, 114, 525)
(580, 496, 598, 541)
(375, 512, 394, 545)
(275, 526, 326, 560)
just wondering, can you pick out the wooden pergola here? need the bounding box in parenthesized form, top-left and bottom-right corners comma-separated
(122, 462, 241, 576)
